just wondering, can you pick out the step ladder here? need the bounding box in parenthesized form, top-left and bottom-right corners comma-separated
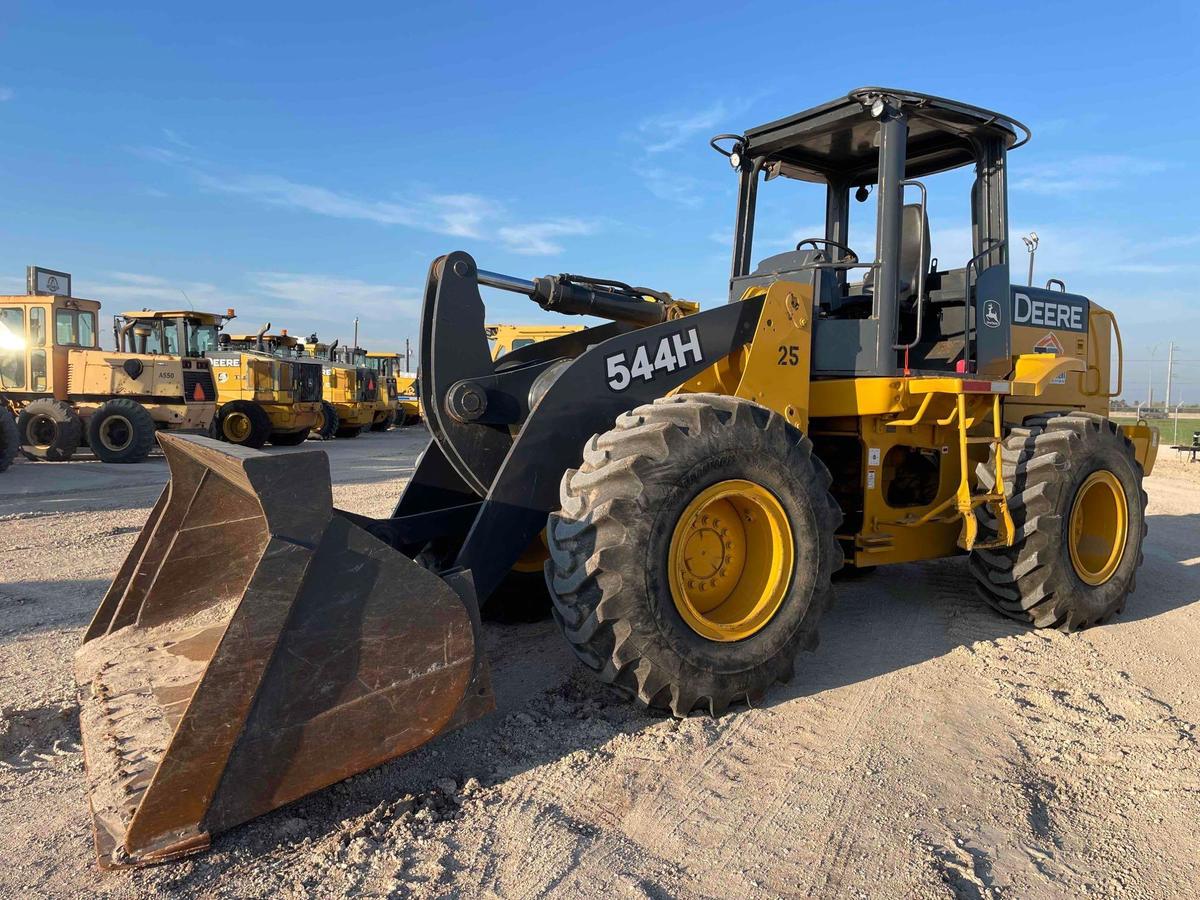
(951, 392, 1014, 551)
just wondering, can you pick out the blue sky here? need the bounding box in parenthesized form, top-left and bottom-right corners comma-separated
(1, 1, 1197, 403)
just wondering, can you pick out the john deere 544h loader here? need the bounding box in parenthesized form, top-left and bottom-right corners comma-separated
(75, 88, 1157, 868)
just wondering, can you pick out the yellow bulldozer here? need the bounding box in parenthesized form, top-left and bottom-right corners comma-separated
(1, 274, 216, 464)
(75, 88, 1158, 868)
(115, 311, 323, 448)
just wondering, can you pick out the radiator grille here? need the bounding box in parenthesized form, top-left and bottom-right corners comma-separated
(183, 369, 217, 403)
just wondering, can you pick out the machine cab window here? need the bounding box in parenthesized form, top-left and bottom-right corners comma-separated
(0, 307, 26, 389)
(55, 308, 98, 347)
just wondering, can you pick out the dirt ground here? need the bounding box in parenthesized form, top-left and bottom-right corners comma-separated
(2, 433, 1199, 899)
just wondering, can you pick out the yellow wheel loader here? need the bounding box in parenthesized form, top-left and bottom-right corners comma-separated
(486, 323, 583, 359)
(1, 283, 216, 464)
(365, 350, 404, 430)
(395, 369, 421, 425)
(300, 337, 378, 438)
(115, 311, 323, 448)
(76, 88, 1157, 868)
(335, 345, 392, 431)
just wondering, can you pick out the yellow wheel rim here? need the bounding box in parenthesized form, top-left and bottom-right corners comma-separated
(668, 479, 794, 642)
(314, 409, 326, 432)
(223, 412, 252, 443)
(98, 415, 133, 451)
(1068, 470, 1128, 586)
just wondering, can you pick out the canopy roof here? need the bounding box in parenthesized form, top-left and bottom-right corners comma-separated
(118, 309, 230, 325)
(737, 87, 1030, 185)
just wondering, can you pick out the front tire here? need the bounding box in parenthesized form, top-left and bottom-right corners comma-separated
(87, 399, 156, 463)
(970, 412, 1148, 629)
(0, 405, 18, 472)
(216, 400, 272, 449)
(269, 428, 311, 446)
(18, 399, 82, 462)
(335, 424, 363, 439)
(547, 394, 842, 717)
(370, 412, 396, 432)
(312, 401, 339, 440)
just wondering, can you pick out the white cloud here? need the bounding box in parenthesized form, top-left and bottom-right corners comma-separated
(1011, 155, 1168, 194)
(497, 219, 596, 255)
(633, 164, 704, 208)
(195, 172, 500, 238)
(638, 102, 729, 154)
(0, 87, 13, 102)
(89, 271, 227, 310)
(250, 272, 419, 317)
(135, 142, 595, 255)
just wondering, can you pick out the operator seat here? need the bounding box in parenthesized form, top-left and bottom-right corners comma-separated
(863, 203, 931, 306)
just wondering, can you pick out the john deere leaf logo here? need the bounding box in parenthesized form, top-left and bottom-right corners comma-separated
(46, 276, 60, 292)
(983, 300, 1002, 328)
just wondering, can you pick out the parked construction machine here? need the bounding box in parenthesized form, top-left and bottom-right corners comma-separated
(115, 311, 323, 448)
(333, 345, 391, 430)
(486, 323, 583, 359)
(301, 337, 379, 437)
(1, 278, 216, 464)
(395, 369, 421, 424)
(76, 88, 1157, 868)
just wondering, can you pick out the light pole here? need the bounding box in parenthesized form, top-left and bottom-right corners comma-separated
(1175, 400, 1187, 446)
(1021, 233, 1039, 286)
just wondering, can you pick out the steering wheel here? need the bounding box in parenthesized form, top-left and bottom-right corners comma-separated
(795, 238, 858, 264)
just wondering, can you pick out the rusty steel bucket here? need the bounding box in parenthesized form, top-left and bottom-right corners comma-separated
(75, 434, 492, 868)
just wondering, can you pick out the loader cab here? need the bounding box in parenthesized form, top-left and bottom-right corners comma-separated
(365, 352, 401, 402)
(0, 294, 100, 396)
(718, 87, 1029, 380)
(115, 310, 230, 358)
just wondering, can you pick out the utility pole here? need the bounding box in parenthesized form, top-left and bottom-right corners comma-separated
(1165, 342, 1176, 414)
(404, 338, 411, 371)
(1175, 399, 1186, 446)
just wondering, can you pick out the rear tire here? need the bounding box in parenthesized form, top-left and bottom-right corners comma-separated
(269, 429, 311, 446)
(18, 399, 82, 462)
(312, 401, 339, 440)
(216, 400, 272, 449)
(970, 411, 1148, 630)
(87, 399, 156, 464)
(547, 394, 842, 717)
(0, 404, 18, 472)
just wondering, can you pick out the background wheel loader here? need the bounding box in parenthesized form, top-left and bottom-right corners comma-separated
(1, 272, 216, 464)
(76, 87, 1158, 868)
(300, 337, 379, 438)
(486, 323, 583, 359)
(332, 343, 390, 431)
(115, 311, 323, 448)
(395, 368, 421, 425)
(365, 351, 402, 430)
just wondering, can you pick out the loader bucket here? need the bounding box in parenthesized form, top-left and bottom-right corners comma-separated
(75, 433, 492, 868)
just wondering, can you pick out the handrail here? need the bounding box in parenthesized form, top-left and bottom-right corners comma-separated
(1086, 307, 1124, 398)
(893, 179, 928, 351)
